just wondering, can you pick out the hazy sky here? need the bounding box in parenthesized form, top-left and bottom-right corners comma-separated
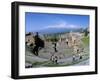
(25, 12, 89, 33)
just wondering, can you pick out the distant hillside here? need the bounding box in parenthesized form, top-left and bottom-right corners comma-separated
(37, 28, 83, 34)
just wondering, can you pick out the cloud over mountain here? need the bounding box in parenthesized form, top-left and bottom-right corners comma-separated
(44, 21, 81, 29)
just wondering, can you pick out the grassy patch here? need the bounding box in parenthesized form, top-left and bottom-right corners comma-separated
(32, 61, 48, 67)
(82, 36, 89, 46)
(44, 61, 60, 67)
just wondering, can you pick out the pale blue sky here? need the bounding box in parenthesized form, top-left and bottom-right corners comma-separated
(25, 12, 89, 33)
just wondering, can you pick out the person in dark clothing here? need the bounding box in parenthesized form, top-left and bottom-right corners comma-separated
(52, 38, 58, 52)
(66, 41, 68, 45)
(54, 56, 58, 64)
(54, 43, 58, 52)
(33, 32, 44, 56)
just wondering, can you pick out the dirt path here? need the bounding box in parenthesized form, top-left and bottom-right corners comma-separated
(73, 59, 89, 66)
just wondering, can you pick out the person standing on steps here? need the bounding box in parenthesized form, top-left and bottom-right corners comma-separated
(52, 38, 58, 52)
